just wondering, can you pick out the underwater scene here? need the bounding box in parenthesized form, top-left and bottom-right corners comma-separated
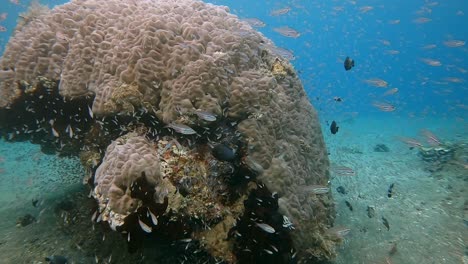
(0, 0, 466, 263)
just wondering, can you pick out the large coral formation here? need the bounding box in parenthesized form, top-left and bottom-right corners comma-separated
(0, 0, 336, 262)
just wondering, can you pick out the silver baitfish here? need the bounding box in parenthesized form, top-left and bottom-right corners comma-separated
(255, 222, 276, 233)
(165, 122, 197, 135)
(195, 110, 217, 122)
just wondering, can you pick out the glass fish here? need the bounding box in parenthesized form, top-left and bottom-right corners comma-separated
(273, 26, 301, 38)
(270, 7, 291, 16)
(307, 185, 329, 194)
(195, 110, 217, 122)
(148, 209, 158, 226)
(330, 165, 356, 176)
(359, 6, 373, 13)
(364, 78, 388, 88)
(242, 18, 266, 28)
(269, 46, 295, 61)
(138, 219, 152, 233)
(396, 137, 423, 148)
(166, 123, 197, 135)
(421, 129, 441, 146)
(420, 58, 442, 66)
(413, 17, 431, 24)
(443, 40, 465, 48)
(372, 101, 396, 112)
(256, 222, 276, 233)
(327, 226, 351, 237)
(383, 88, 399, 96)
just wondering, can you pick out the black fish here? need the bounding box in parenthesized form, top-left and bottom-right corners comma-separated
(333, 96, 343, 102)
(211, 144, 236, 161)
(330, 121, 339, 134)
(344, 56, 355, 71)
(387, 183, 395, 198)
(32, 199, 39, 207)
(345, 201, 353, 211)
(45, 255, 68, 264)
(382, 217, 390, 231)
(366, 206, 375, 218)
(336, 186, 347, 195)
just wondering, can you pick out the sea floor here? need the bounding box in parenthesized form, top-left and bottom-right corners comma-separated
(324, 116, 467, 264)
(0, 116, 466, 264)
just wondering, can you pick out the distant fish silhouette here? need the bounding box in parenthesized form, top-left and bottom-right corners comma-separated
(330, 121, 339, 134)
(344, 56, 355, 71)
(45, 255, 68, 264)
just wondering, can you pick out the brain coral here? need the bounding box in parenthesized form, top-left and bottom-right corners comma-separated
(0, 0, 336, 262)
(93, 133, 173, 229)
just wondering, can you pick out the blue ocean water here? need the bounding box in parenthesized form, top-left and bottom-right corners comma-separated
(0, 0, 467, 263)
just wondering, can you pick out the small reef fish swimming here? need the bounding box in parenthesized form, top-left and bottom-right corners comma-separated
(336, 186, 347, 195)
(330, 121, 339, 134)
(308, 185, 329, 195)
(387, 183, 395, 198)
(372, 101, 396, 112)
(443, 40, 465, 48)
(420, 58, 442, 67)
(270, 7, 291, 16)
(242, 18, 266, 28)
(45, 255, 68, 264)
(364, 78, 388, 88)
(273, 26, 301, 38)
(413, 17, 432, 24)
(165, 122, 197, 135)
(383, 88, 399, 96)
(331, 165, 355, 176)
(269, 46, 295, 61)
(194, 110, 217, 122)
(396, 137, 423, 149)
(0, 25, 6, 32)
(344, 56, 355, 71)
(382, 217, 390, 231)
(421, 129, 441, 146)
(333, 96, 343, 102)
(326, 226, 351, 238)
(256, 222, 276, 233)
(211, 143, 236, 161)
(345, 201, 353, 211)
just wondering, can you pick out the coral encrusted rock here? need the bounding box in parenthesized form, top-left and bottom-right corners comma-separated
(0, 0, 336, 262)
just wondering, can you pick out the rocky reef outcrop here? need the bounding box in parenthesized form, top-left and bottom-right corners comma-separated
(0, 0, 338, 262)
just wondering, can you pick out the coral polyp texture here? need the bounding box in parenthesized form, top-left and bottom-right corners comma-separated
(0, 0, 336, 262)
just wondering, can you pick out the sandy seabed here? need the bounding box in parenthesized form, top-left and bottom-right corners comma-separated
(0, 116, 466, 264)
